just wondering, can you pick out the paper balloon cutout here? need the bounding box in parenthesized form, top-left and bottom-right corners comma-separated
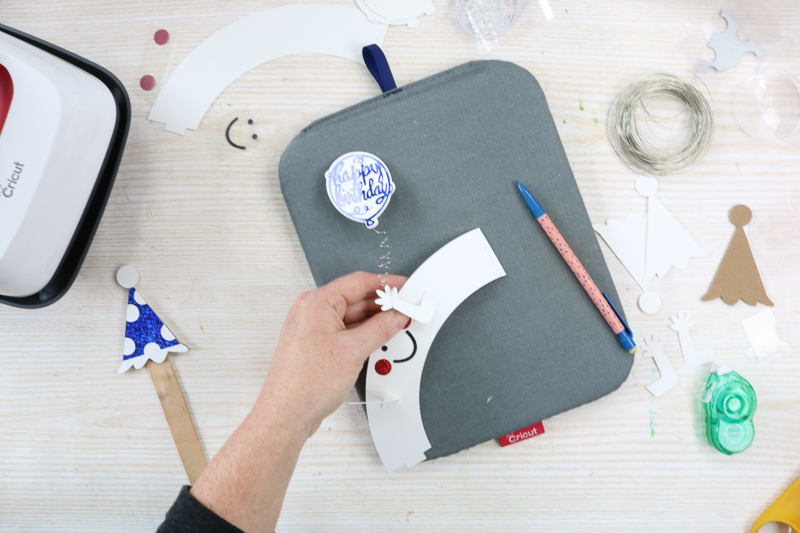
(702, 205, 773, 306)
(325, 151, 395, 228)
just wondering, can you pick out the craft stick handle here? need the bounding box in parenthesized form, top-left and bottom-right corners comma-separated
(147, 357, 207, 484)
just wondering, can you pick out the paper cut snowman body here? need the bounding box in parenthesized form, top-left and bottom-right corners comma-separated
(365, 228, 506, 472)
(117, 266, 187, 373)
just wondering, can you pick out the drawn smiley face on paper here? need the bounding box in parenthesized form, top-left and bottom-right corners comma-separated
(225, 117, 259, 150)
(374, 326, 417, 375)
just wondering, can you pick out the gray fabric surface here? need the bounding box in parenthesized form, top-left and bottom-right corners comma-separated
(279, 60, 634, 461)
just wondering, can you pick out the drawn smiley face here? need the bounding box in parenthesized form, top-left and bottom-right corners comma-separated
(374, 327, 417, 376)
(225, 117, 258, 150)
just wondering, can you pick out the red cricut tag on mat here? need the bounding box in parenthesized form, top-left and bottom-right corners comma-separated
(499, 421, 545, 447)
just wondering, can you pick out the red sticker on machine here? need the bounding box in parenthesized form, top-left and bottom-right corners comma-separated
(499, 421, 545, 447)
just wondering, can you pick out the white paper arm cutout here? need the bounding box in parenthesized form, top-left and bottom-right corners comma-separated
(148, 5, 388, 134)
(640, 335, 677, 398)
(375, 286, 439, 324)
(365, 228, 506, 472)
(670, 312, 714, 366)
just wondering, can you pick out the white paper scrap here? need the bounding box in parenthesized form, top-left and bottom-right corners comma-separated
(742, 309, 790, 360)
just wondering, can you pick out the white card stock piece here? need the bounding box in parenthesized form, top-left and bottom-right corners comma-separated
(148, 5, 388, 134)
(594, 177, 707, 314)
(365, 228, 506, 472)
(742, 309, 791, 360)
(640, 335, 677, 398)
(670, 312, 714, 366)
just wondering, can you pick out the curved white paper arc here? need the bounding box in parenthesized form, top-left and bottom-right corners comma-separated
(366, 228, 506, 472)
(148, 5, 388, 134)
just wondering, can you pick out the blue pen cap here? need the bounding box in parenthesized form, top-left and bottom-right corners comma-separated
(617, 331, 637, 353)
(516, 181, 546, 218)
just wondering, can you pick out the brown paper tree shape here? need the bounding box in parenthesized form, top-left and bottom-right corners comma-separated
(702, 205, 773, 306)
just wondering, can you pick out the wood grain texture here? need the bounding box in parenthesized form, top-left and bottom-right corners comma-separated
(147, 358, 207, 485)
(1, 0, 799, 531)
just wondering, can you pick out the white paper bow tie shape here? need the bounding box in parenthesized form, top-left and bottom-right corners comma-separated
(375, 285, 439, 324)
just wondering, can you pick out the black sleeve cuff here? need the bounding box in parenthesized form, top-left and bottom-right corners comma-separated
(157, 486, 246, 533)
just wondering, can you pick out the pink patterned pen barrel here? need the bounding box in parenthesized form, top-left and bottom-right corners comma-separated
(537, 214, 625, 335)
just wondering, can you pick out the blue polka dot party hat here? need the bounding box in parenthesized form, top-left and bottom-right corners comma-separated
(117, 265, 188, 373)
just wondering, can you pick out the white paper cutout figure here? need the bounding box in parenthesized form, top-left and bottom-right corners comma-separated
(702, 11, 763, 74)
(640, 335, 677, 397)
(117, 265, 188, 373)
(148, 5, 389, 134)
(365, 228, 506, 472)
(356, 0, 436, 28)
(594, 177, 707, 314)
(742, 309, 791, 360)
(375, 285, 438, 324)
(670, 312, 714, 366)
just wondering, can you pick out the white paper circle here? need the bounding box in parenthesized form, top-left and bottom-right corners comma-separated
(123, 337, 135, 356)
(143, 342, 168, 364)
(126, 304, 140, 323)
(639, 291, 662, 314)
(161, 324, 176, 341)
(133, 290, 147, 306)
(635, 176, 658, 198)
(117, 265, 140, 288)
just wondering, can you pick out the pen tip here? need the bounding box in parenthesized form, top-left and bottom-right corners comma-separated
(629, 346, 638, 354)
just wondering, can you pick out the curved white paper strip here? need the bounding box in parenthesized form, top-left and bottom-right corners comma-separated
(148, 5, 388, 134)
(366, 228, 506, 472)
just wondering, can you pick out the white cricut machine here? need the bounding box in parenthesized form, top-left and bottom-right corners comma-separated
(0, 24, 129, 308)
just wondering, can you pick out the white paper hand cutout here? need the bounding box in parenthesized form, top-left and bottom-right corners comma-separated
(375, 285, 438, 324)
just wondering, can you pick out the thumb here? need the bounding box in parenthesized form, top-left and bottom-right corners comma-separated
(343, 310, 408, 361)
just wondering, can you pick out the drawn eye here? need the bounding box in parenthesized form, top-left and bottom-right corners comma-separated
(381, 346, 388, 352)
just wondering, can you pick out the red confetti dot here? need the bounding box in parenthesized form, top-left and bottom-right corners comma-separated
(375, 359, 392, 376)
(154, 29, 170, 45)
(140, 75, 156, 91)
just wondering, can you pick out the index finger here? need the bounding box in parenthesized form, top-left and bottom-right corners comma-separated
(320, 271, 407, 308)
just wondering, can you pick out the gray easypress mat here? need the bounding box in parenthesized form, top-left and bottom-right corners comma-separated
(279, 60, 633, 461)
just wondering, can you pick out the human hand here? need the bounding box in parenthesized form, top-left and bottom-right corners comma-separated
(259, 271, 408, 440)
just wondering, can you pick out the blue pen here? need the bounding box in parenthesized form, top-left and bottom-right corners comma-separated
(517, 181, 637, 353)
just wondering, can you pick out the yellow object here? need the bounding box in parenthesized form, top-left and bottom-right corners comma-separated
(752, 476, 800, 533)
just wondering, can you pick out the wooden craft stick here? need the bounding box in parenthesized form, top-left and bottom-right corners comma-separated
(147, 357, 207, 484)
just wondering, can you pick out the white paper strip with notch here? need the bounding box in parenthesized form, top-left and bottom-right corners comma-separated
(365, 228, 506, 472)
(148, 5, 388, 134)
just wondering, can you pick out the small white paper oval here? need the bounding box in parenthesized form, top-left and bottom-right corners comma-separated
(325, 151, 395, 228)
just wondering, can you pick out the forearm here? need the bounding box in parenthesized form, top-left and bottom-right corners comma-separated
(190, 393, 309, 533)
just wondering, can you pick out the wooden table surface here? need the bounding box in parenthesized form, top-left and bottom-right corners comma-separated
(2, 1, 799, 531)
